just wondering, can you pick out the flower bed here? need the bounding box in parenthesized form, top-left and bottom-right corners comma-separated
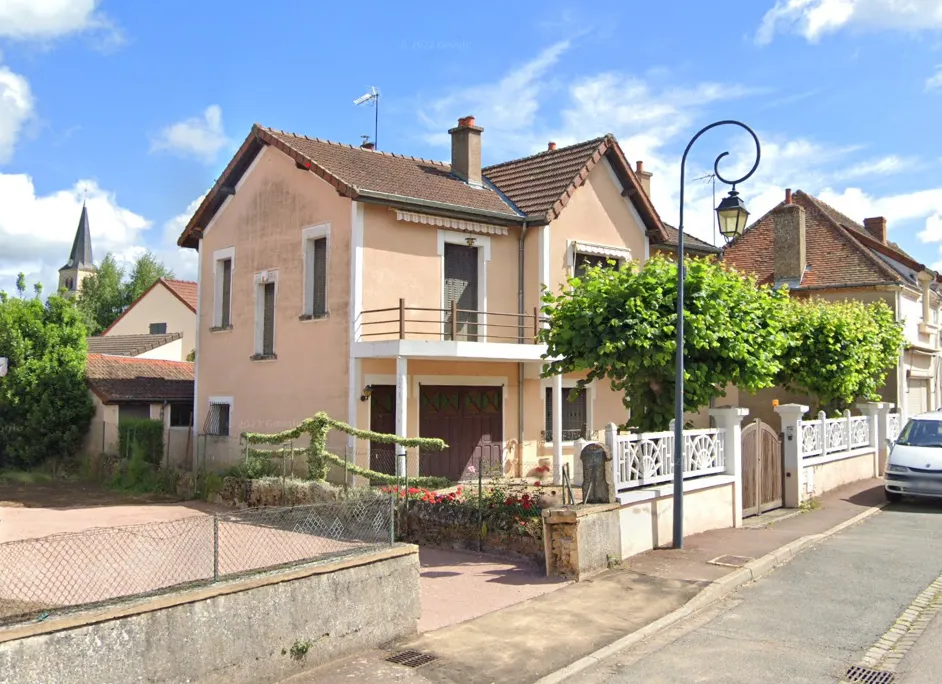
(395, 485, 546, 562)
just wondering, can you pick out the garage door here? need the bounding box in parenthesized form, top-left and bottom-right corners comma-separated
(419, 386, 502, 481)
(906, 378, 930, 418)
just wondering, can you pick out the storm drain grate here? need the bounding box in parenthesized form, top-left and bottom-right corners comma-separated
(386, 650, 438, 668)
(844, 665, 895, 684)
(707, 554, 753, 568)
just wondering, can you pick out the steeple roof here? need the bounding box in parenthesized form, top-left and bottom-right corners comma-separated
(60, 203, 95, 272)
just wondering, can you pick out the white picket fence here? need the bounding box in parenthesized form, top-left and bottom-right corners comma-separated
(608, 427, 726, 492)
(798, 411, 874, 459)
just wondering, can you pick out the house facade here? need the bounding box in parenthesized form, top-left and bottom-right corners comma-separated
(101, 278, 198, 361)
(723, 189, 941, 424)
(178, 118, 673, 480)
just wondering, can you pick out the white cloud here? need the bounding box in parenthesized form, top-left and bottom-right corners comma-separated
(756, 0, 942, 44)
(150, 105, 230, 164)
(0, 0, 120, 42)
(927, 65, 942, 91)
(0, 65, 34, 164)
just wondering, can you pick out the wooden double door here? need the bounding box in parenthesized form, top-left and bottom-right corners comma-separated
(741, 419, 784, 518)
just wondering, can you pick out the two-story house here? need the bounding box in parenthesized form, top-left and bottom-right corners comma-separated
(177, 117, 672, 481)
(724, 188, 942, 424)
(100, 278, 198, 361)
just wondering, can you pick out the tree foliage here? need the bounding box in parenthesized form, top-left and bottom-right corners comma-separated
(76, 251, 174, 334)
(540, 254, 790, 431)
(778, 298, 904, 414)
(0, 275, 95, 468)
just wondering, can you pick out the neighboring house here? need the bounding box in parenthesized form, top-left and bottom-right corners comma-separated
(101, 278, 198, 361)
(58, 203, 96, 298)
(84, 353, 195, 466)
(653, 224, 722, 258)
(177, 117, 675, 480)
(723, 188, 941, 424)
(87, 332, 184, 360)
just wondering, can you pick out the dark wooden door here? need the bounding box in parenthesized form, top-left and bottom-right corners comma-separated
(741, 419, 784, 518)
(369, 386, 397, 475)
(419, 386, 502, 480)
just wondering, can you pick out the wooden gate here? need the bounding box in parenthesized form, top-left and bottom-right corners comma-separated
(741, 419, 784, 518)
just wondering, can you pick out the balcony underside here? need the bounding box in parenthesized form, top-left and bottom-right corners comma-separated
(352, 339, 551, 362)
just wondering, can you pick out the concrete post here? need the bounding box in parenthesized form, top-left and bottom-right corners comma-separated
(843, 409, 852, 455)
(818, 410, 828, 456)
(395, 356, 408, 478)
(573, 438, 587, 486)
(776, 404, 810, 508)
(605, 423, 619, 491)
(709, 407, 749, 528)
(856, 401, 885, 477)
(552, 373, 563, 484)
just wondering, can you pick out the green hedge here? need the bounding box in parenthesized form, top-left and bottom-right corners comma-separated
(118, 418, 164, 466)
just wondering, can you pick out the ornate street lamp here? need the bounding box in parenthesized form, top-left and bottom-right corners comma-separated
(673, 120, 760, 550)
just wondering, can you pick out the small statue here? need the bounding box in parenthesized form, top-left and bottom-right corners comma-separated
(580, 442, 614, 504)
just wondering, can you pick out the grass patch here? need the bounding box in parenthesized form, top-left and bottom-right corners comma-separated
(0, 469, 54, 485)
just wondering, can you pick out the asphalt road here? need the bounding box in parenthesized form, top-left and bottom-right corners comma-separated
(570, 501, 942, 684)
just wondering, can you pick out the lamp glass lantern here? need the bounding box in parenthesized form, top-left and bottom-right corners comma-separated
(716, 188, 750, 239)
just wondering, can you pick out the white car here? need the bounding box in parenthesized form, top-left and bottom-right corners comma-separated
(885, 411, 942, 503)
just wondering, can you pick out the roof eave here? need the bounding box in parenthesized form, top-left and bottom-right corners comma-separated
(355, 189, 525, 224)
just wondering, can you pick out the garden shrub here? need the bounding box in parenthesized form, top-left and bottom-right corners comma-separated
(118, 418, 164, 466)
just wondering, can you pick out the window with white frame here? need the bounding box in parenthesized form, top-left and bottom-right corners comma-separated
(205, 399, 231, 436)
(437, 230, 490, 342)
(570, 242, 630, 279)
(212, 247, 235, 329)
(253, 270, 278, 358)
(302, 224, 329, 319)
(544, 387, 588, 443)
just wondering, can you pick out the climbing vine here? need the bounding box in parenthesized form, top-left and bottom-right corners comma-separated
(241, 411, 449, 486)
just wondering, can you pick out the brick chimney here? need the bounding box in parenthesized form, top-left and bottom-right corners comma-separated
(864, 216, 887, 244)
(773, 188, 806, 287)
(449, 116, 483, 187)
(547, 141, 557, 151)
(635, 160, 652, 197)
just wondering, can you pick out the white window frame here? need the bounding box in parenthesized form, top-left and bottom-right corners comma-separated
(253, 269, 279, 358)
(212, 247, 235, 329)
(437, 229, 490, 341)
(541, 377, 596, 446)
(568, 241, 631, 278)
(207, 396, 234, 437)
(301, 223, 331, 319)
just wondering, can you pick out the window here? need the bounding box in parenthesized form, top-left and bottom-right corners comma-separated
(169, 403, 193, 427)
(253, 270, 278, 359)
(205, 401, 230, 436)
(302, 224, 330, 319)
(574, 253, 616, 279)
(213, 247, 234, 329)
(545, 387, 588, 443)
(149, 322, 167, 335)
(443, 242, 479, 341)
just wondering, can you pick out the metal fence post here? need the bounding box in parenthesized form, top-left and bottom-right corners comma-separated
(389, 493, 395, 545)
(213, 514, 220, 582)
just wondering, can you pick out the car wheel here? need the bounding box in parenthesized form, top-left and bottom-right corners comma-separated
(885, 490, 902, 504)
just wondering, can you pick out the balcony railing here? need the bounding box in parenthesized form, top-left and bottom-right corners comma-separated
(359, 299, 547, 344)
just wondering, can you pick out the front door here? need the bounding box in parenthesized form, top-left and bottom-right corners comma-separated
(369, 386, 396, 475)
(419, 386, 502, 480)
(741, 419, 784, 518)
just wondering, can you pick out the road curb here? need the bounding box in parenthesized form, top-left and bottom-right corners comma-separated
(533, 503, 887, 684)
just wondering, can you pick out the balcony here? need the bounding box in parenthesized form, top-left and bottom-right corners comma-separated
(354, 299, 550, 362)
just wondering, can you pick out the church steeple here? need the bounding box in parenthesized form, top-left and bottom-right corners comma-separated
(58, 202, 97, 297)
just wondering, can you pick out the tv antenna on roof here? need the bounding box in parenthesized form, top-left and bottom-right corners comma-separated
(353, 86, 380, 150)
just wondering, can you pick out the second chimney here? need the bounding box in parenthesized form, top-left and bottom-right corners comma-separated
(864, 216, 887, 243)
(449, 116, 484, 187)
(773, 200, 807, 286)
(635, 161, 652, 197)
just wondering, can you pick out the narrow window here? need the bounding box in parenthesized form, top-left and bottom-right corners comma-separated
(305, 236, 328, 317)
(443, 242, 479, 341)
(220, 258, 232, 327)
(544, 387, 587, 443)
(262, 282, 275, 355)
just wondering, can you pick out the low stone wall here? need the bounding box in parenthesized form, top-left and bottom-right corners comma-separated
(543, 504, 621, 580)
(0, 546, 420, 684)
(802, 449, 875, 499)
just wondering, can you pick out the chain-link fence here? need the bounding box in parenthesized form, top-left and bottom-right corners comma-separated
(0, 495, 395, 625)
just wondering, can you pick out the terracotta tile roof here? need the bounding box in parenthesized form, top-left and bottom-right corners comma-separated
(87, 333, 182, 357)
(659, 224, 721, 254)
(722, 190, 912, 290)
(161, 279, 198, 312)
(86, 354, 194, 403)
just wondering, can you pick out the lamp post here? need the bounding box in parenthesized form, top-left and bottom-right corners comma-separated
(673, 120, 760, 550)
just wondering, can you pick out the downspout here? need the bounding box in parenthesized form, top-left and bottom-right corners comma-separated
(517, 221, 529, 478)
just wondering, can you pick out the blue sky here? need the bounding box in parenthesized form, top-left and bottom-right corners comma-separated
(1, 0, 941, 295)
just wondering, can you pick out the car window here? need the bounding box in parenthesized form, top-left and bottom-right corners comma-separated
(896, 419, 942, 447)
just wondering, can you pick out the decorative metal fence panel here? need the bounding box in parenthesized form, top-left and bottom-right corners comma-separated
(612, 428, 726, 491)
(0, 496, 394, 625)
(798, 413, 874, 458)
(888, 413, 902, 441)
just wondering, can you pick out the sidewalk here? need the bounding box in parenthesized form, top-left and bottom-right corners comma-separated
(280, 479, 885, 684)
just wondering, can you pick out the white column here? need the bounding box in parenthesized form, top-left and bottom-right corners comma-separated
(877, 402, 895, 476)
(348, 358, 361, 454)
(606, 422, 619, 492)
(395, 356, 408, 478)
(552, 373, 563, 484)
(710, 407, 749, 528)
(776, 404, 809, 508)
(856, 401, 885, 478)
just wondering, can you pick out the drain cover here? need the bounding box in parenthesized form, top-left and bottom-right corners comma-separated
(844, 665, 895, 684)
(708, 554, 753, 568)
(386, 650, 438, 668)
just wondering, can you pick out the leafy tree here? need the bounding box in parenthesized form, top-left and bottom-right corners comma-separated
(778, 298, 905, 414)
(124, 250, 174, 304)
(77, 251, 174, 334)
(0, 274, 94, 468)
(540, 254, 790, 432)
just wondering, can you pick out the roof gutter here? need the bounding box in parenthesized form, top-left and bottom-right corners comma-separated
(355, 188, 526, 224)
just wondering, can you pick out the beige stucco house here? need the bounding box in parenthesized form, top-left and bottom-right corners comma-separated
(101, 278, 197, 361)
(178, 117, 677, 480)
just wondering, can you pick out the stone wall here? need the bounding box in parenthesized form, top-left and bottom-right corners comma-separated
(543, 504, 621, 580)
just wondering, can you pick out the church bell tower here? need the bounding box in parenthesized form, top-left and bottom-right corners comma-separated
(58, 202, 96, 298)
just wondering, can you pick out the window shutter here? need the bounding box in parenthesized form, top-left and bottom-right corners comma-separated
(312, 237, 327, 316)
(544, 387, 553, 442)
(221, 259, 232, 327)
(443, 243, 478, 341)
(262, 282, 275, 355)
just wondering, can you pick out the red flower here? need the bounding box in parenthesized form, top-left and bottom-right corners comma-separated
(534, 481, 542, 487)
(523, 502, 531, 510)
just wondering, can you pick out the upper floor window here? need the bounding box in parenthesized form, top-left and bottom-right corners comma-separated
(212, 247, 235, 330)
(544, 387, 588, 443)
(253, 270, 278, 359)
(149, 322, 167, 335)
(570, 241, 630, 279)
(301, 224, 330, 320)
(443, 242, 479, 341)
